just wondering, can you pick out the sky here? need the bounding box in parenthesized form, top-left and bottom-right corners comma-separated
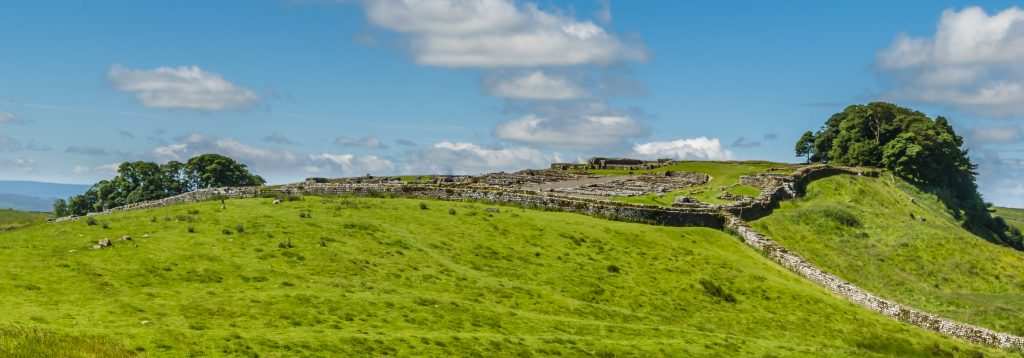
(4, 0, 1024, 206)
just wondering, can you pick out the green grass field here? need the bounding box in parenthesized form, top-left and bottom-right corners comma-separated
(753, 174, 1024, 336)
(0, 209, 49, 231)
(994, 207, 1024, 233)
(596, 161, 798, 205)
(0, 196, 1006, 356)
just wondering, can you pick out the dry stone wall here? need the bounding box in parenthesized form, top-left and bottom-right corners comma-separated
(725, 216, 1024, 350)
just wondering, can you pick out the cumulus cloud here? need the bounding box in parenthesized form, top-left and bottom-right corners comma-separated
(877, 7, 1024, 116)
(495, 112, 646, 148)
(108, 65, 259, 111)
(152, 133, 299, 168)
(361, 0, 645, 68)
(406, 141, 551, 174)
(485, 71, 585, 100)
(969, 125, 1022, 144)
(335, 136, 388, 149)
(632, 137, 733, 160)
(309, 153, 395, 175)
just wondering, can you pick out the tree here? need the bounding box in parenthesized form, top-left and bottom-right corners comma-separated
(57, 154, 265, 217)
(794, 131, 815, 162)
(52, 199, 68, 217)
(185, 154, 266, 190)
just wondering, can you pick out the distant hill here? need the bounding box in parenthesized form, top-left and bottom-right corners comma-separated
(0, 181, 89, 212)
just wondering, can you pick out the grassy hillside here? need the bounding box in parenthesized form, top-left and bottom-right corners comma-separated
(0, 209, 48, 231)
(596, 161, 797, 205)
(0, 196, 1006, 357)
(752, 174, 1024, 336)
(994, 207, 1024, 233)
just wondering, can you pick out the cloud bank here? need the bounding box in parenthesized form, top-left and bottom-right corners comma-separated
(109, 65, 259, 111)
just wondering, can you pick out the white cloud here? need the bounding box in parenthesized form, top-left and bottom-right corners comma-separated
(485, 71, 585, 100)
(152, 134, 298, 168)
(361, 0, 645, 68)
(495, 113, 645, 148)
(877, 7, 1024, 116)
(970, 126, 1022, 144)
(632, 137, 732, 160)
(108, 65, 259, 111)
(309, 153, 395, 175)
(406, 141, 550, 174)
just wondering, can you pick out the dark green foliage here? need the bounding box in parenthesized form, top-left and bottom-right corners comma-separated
(448, 208, 457, 216)
(60, 154, 264, 217)
(799, 102, 1022, 249)
(85, 217, 98, 226)
(235, 224, 245, 234)
(699, 279, 736, 303)
(419, 202, 429, 210)
(820, 206, 861, 228)
(187, 226, 195, 234)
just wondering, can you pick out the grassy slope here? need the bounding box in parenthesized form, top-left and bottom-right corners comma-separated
(0, 197, 1006, 357)
(595, 161, 798, 205)
(994, 207, 1024, 232)
(0, 209, 48, 231)
(753, 174, 1024, 336)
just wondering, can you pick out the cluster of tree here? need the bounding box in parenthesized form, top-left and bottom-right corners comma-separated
(53, 154, 265, 217)
(795, 102, 1023, 250)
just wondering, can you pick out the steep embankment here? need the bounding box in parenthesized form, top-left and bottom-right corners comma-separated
(752, 174, 1024, 336)
(0, 196, 1006, 356)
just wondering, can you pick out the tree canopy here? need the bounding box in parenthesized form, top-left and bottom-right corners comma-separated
(795, 102, 1022, 249)
(55, 154, 264, 217)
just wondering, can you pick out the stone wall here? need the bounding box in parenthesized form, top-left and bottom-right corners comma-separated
(724, 216, 1024, 350)
(55, 183, 726, 229)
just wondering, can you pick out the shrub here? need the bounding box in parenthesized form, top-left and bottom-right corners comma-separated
(820, 206, 861, 228)
(606, 265, 621, 274)
(187, 209, 200, 215)
(187, 226, 195, 234)
(448, 208, 457, 216)
(150, 216, 157, 223)
(101, 222, 110, 230)
(234, 224, 245, 234)
(278, 239, 294, 249)
(419, 202, 429, 210)
(85, 217, 98, 226)
(222, 228, 233, 236)
(699, 278, 737, 303)
(299, 211, 311, 219)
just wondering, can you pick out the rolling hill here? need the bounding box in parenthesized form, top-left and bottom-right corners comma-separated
(0, 196, 1005, 357)
(752, 173, 1024, 336)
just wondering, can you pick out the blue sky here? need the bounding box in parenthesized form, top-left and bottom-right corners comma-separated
(3, 1, 1024, 206)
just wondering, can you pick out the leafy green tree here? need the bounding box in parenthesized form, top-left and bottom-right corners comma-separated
(57, 154, 265, 217)
(52, 199, 68, 217)
(794, 131, 816, 162)
(185, 154, 265, 190)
